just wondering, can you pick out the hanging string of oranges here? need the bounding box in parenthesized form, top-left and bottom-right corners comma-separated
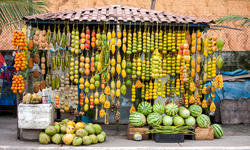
(12, 31, 27, 50)
(11, 75, 25, 93)
(14, 52, 27, 71)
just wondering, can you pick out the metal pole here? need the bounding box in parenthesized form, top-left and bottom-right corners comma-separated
(151, 0, 156, 10)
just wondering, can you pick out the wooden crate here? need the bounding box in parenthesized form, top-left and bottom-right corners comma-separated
(195, 127, 214, 140)
(127, 124, 149, 140)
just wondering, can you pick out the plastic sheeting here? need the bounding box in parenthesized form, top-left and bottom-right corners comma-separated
(0, 66, 16, 105)
(205, 79, 250, 103)
(222, 69, 248, 76)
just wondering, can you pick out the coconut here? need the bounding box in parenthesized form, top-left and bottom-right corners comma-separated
(75, 129, 88, 137)
(89, 134, 98, 144)
(92, 124, 102, 134)
(97, 134, 105, 143)
(40, 80, 46, 91)
(52, 133, 62, 144)
(54, 124, 60, 133)
(33, 83, 40, 93)
(72, 137, 83, 146)
(84, 125, 95, 134)
(82, 136, 92, 145)
(33, 70, 40, 78)
(45, 125, 57, 136)
(39, 132, 50, 144)
(28, 58, 34, 69)
(62, 134, 74, 145)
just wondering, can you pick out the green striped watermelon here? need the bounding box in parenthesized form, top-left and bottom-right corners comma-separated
(196, 114, 211, 128)
(138, 101, 152, 116)
(129, 112, 146, 127)
(189, 104, 202, 117)
(165, 103, 179, 116)
(153, 103, 165, 115)
(147, 113, 162, 127)
(211, 124, 224, 138)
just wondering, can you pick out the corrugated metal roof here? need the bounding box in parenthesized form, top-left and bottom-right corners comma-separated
(23, 5, 214, 24)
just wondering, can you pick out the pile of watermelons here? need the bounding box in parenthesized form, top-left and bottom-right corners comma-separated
(129, 102, 224, 138)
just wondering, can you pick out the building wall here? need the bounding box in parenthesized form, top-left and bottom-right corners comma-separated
(0, 0, 249, 50)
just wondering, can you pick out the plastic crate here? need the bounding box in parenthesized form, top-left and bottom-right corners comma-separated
(153, 134, 184, 143)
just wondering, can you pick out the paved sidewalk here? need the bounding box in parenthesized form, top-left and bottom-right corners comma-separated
(0, 116, 250, 150)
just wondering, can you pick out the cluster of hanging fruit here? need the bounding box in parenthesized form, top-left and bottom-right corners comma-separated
(18, 22, 225, 124)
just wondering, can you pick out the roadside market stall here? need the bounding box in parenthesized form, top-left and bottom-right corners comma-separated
(14, 5, 225, 144)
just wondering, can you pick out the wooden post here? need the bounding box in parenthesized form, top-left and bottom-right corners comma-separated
(151, 0, 157, 10)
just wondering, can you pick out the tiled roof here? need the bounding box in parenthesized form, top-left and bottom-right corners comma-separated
(23, 5, 214, 24)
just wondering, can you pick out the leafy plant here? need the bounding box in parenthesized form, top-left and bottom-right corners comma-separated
(0, 0, 48, 32)
(215, 15, 250, 27)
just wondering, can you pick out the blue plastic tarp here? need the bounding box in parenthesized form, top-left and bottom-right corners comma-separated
(205, 79, 250, 103)
(221, 69, 248, 76)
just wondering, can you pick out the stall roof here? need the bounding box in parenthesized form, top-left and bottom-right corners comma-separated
(23, 5, 214, 25)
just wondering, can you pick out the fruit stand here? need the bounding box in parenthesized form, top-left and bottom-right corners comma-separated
(14, 5, 225, 145)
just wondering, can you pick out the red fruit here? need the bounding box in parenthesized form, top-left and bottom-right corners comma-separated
(85, 69, 90, 75)
(90, 61, 95, 66)
(85, 44, 90, 50)
(90, 66, 95, 72)
(80, 38, 85, 44)
(179, 44, 184, 50)
(90, 102, 94, 105)
(178, 49, 183, 55)
(91, 32, 95, 37)
(80, 33, 85, 38)
(90, 105, 94, 109)
(101, 84, 105, 89)
(91, 42, 95, 48)
(184, 49, 190, 55)
(86, 40, 90, 44)
(86, 29, 90, 34)
(86, 34, 90, 40)
(80, 44, 85, 50)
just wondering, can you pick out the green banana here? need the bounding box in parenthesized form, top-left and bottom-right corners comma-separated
(56, 74, 60, 89)
(52, 74, 56, 90)
(61, 57, 65, 72)
(57, 25, 61, 46)
(62, 26, 66, 49)
(56, 52, 61, 69)
(52, 26, 56, 48)
(65, 51, 69, 68)
(52, 57, 56, 71)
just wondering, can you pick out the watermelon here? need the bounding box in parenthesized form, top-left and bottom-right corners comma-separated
(211, 124, 224, 138)
(185, 116, 196, 126)
(196, 114, 211, 128)
(165, 103, 179, 116)
(173, 116, 185, 126)
(147, 113, 162, 127)
(137, 101, 152, 116)
(129, 112, 146, 127)
(179, 107, 190, 118)
(162, 115, 173, 126)
(153, 103, 165, 115)
(189, 104, 202, 117)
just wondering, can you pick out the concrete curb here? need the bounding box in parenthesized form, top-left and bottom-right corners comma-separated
(1, 146, 250, 150)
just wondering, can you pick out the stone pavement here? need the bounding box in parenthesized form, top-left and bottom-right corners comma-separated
(0, 116, 250, 150)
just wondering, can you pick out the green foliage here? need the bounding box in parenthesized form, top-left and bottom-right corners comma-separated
(215, 15, 250, 27)
(0, 0, 48, 30)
